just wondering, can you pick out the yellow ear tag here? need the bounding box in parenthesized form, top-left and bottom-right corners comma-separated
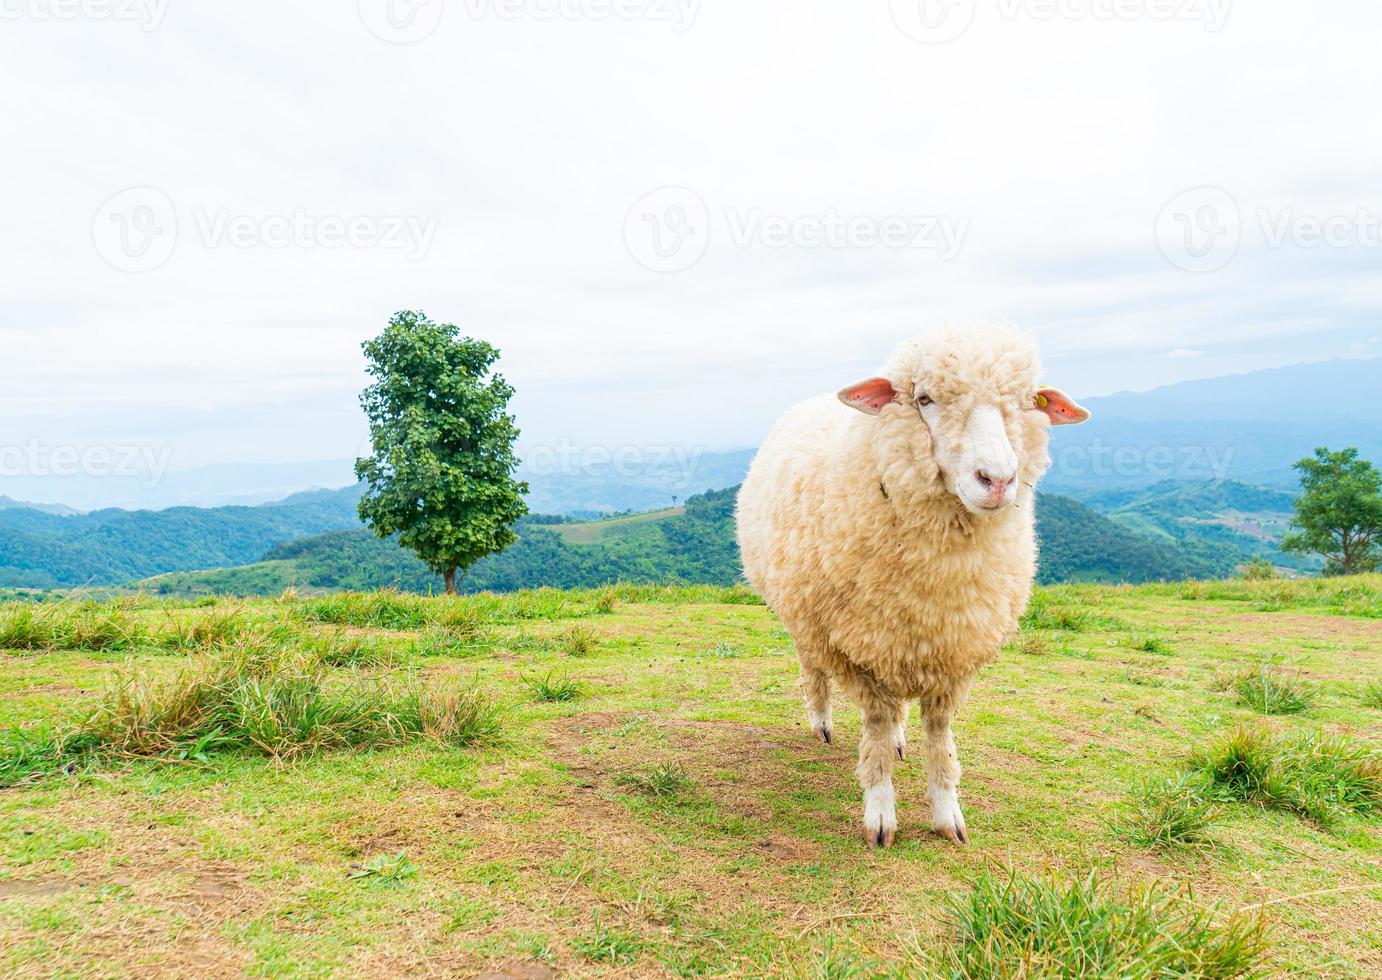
(1036, 393, 1049, 408)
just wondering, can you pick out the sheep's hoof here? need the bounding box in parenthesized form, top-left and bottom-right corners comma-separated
(808, 708, 833, 746)
(863, 784, 897, 850)
(930, 789, 967, 844)
(935, 824, 969, 845)
(867, 825, 895, 849)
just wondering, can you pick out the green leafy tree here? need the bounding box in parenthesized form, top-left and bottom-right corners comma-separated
(355, 310, 528, 594)
(1281, 447, 1382, 576)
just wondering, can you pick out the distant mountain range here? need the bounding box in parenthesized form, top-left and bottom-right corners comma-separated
(0, 357, 1372, 593)
(0, 487, 363, 590)
(1044, 357, 1382, 493)
(6, 357, 1375, 516)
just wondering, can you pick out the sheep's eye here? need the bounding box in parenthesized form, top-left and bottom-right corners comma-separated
(916, 394, 934, 408)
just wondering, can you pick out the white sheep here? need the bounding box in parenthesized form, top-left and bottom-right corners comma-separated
(736, 323, 1089, 847)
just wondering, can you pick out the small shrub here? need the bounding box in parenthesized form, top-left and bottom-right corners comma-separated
(1231, 660, 1317, 715)
(158, 609, 249, 651)
(559, 625, 597, 657)
(306, 631, 398, 668)
(594, 588, 618, 614)
(1238, 557, 1278, 581)
(1192, 726, 1382, 824)
(1129, 635, 1172, 655)
(1113, 774, 1222, 850)
(1014, 630, 1049, 656)
(348, 851, 419, 884)
(934, 868, 1269, 978)
(617, 764, 693, 799)
(702, 641, 743, 659)
(525, 672, 582, 703)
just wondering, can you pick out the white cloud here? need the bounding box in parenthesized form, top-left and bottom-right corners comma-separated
(2, 1, 1381, 496)
(1167, 348, 1207, 358)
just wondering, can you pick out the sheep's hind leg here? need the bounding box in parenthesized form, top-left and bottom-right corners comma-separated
(800, 665, 833, 745)
(854, 690, 905, 849)
(924, 706, 968, 844)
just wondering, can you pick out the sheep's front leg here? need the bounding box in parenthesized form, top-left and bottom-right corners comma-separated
(925, 708, 968, 844)
(799, 665, 833, 745)
(856, 694, 905, 849)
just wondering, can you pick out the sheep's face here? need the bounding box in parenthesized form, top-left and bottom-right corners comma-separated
(838, 326, 1089, 516)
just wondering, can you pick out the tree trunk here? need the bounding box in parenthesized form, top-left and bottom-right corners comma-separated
(443, 567, 457, 595)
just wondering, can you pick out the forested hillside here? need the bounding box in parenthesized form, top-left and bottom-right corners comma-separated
(140, 487, 1249, 597)
(0, 488, 362, 588)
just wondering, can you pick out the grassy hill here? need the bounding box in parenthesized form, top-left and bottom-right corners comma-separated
(135, 488, 1248, 598)
(1081, 479, 1319, 574)
(0, 577, 1378, 975)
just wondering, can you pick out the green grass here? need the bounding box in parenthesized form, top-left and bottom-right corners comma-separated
(558, 624, 597, 657)
(0, 638, 500, 786)
(0, 600, 151, 652)
(1361, 679, 1382, 709)
(935, 868, 1269, 978)
(1192, 726, 1382, 824)
(552, 507, 684, 545)
(0, 576, 1378, 976)
(1230, 659, 1318, 715)
(347, 851, 419, 885)
(524, 672, 582, 703)
(1112, 774, 1223, 850)
(616, 764, 693, 799)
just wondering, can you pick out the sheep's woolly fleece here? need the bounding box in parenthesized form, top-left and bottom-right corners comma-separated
(736, 323, 1052, 702)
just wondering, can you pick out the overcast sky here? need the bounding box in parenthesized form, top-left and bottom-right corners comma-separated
(3, 1, 1381, 493)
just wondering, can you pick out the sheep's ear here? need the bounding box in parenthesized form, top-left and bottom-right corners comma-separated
(838, 377, 897, 415)
(1035, 387, 1091, 425)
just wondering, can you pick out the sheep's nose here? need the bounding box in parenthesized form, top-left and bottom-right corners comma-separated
(976, 469, 1013, 499)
